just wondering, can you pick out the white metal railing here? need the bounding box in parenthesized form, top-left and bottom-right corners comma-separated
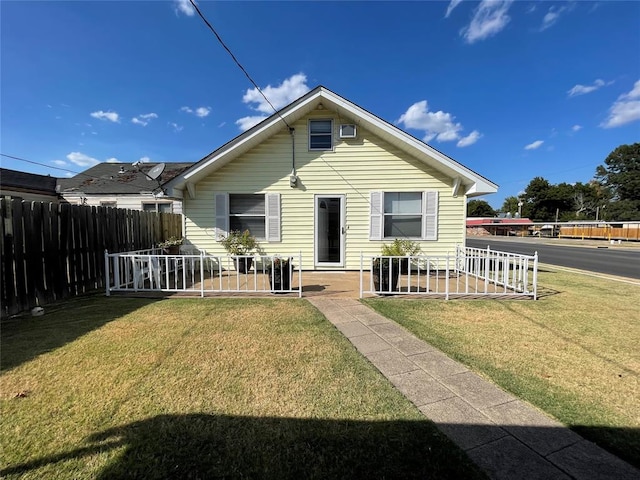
(359, 246, 538, 299)
(105, 251, 302, 297)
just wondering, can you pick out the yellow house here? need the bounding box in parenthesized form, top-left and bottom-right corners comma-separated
(165, 86, 497, 270)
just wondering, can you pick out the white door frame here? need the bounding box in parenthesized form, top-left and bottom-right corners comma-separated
(314, 194, 345, 268)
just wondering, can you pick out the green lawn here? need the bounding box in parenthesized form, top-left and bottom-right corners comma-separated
(365, 269, 640, 468)
(1, 296, 485, 479)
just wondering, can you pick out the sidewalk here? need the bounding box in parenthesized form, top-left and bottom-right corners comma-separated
(308, 297, 639, 480)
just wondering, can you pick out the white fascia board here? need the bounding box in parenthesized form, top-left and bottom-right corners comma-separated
(166, 86, 497, 196)
(180, 91, 324, 187)
(318, 89, 498, 195)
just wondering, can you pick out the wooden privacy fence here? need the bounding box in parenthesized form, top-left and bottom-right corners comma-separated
(1, 198, 182, 318)
(559, 224, 640, 241)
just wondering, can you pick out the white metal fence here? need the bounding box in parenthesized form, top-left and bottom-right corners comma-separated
(359, 246, 538, 299)
(105, 249, 302, 297)
(105, 246, 537, 300)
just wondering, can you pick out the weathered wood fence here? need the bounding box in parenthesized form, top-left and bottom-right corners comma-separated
(1, 198, 182, 318)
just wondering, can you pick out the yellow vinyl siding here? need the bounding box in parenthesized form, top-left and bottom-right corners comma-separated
(184, 113, 465, 270)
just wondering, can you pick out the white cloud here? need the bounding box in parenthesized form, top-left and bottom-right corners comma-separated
(397, 100, 465, 143)
(169, 122, 183, 132)
(572, 124, 582, 132)
(540, 4, 573, 31)
(131, 112, 158, 126)
(52, 160, 67, 166)
(90, 110, 120, 123)
(242, 73, 310, 114)
(567, 79, 607, 97)
(105, 157, 121, 163)
(195, 107, 210, 117)
(461, 0, 513, 44)
(457, 130, 482, 147)
(236, 115, 268, 131)
(524, 140, 544, 150)
(181, 106, 211, 117)
(445, 0, 463, 18)
(601, 79, 640, 128)
(174, 0, 196, 16)
(139, 156, 152, 163)
(66, 152, 100, 167)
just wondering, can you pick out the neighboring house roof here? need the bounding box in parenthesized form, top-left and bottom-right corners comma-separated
(58, 162, 194, 195)
(165, 86, 498, 198)
(0, 168, 59, 197)
(467, 218, 534, 226)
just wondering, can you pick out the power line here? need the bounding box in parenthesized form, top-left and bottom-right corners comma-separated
(188, 0, 291, 130)
(1, 153, 82, 176)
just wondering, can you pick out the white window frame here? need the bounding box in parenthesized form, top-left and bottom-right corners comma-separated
(369, 191, 438, 241)
(228, 193, 266, 239)
(308, 119, 333, 151)
(215, 193, 281, 242)
(142, 202, 172, 213)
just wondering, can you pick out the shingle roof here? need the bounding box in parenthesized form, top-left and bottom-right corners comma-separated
(0, 168, 58, 195)
(57, 162, 194, 195)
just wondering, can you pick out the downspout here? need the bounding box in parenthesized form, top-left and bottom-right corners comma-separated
(289, 127, 298, 187)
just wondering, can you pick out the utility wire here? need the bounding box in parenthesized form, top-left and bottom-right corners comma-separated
(188, 0, 292, 130)
(1, 153, 82, 176)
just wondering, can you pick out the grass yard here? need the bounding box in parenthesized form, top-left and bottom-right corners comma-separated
(0, 296, 485, 480)
(365, 269, 640, 468)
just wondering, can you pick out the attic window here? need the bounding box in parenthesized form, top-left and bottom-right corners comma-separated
(309, 119, 332, 150)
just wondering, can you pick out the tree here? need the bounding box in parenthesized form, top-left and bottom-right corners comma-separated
(522, 177, 554, 221)
(594, 143, 640, 220)
(467, 200, 496, 217)
(572, 182, 601, 220)
(501, 196, 521, 217)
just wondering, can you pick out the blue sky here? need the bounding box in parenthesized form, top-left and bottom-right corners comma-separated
(2, 0, 639, 208)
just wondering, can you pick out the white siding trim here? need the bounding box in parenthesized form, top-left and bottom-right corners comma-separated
(214, 193, 229, 239)
(423, 190, 439, 241)
(369, 191, 383, 240)
(265, 193, 281, 242)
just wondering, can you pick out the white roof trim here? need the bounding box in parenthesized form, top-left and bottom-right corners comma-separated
(165, 86, 497, 197)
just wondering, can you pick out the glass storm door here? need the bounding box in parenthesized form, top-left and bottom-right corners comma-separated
(315, 195, 345, 267)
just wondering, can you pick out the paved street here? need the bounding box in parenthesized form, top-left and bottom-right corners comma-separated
(467, 237, 640, 280)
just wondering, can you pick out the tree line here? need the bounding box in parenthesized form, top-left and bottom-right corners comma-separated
(468, 143, 640, 222)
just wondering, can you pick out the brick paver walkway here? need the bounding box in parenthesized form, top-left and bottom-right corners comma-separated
(308, 297, 639, 480)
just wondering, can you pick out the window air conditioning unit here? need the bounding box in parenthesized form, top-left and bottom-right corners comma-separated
(339, 124, 357, 139)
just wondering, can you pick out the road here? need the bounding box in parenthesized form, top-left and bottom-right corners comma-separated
(466, 237, 640, 280)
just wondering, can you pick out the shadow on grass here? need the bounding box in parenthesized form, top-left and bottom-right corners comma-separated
(0, 295, 161, 372)
(1, 414, 488, 479)
(3, 415, 639, 479)
(535, 285, 562, 298)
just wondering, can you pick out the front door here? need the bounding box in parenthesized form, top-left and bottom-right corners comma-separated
(315, 195, 345, 267)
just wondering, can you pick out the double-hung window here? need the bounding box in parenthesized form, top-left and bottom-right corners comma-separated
(370, 191, 439, 240)
(215, 193, 281, 242)
(229, 194, 266, 238)
(309, 119, 333, 150)
(383, 192, 423, 237)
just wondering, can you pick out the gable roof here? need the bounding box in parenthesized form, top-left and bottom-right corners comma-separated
(58, 162, 193, 195)
(165, 86, 497, 198)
